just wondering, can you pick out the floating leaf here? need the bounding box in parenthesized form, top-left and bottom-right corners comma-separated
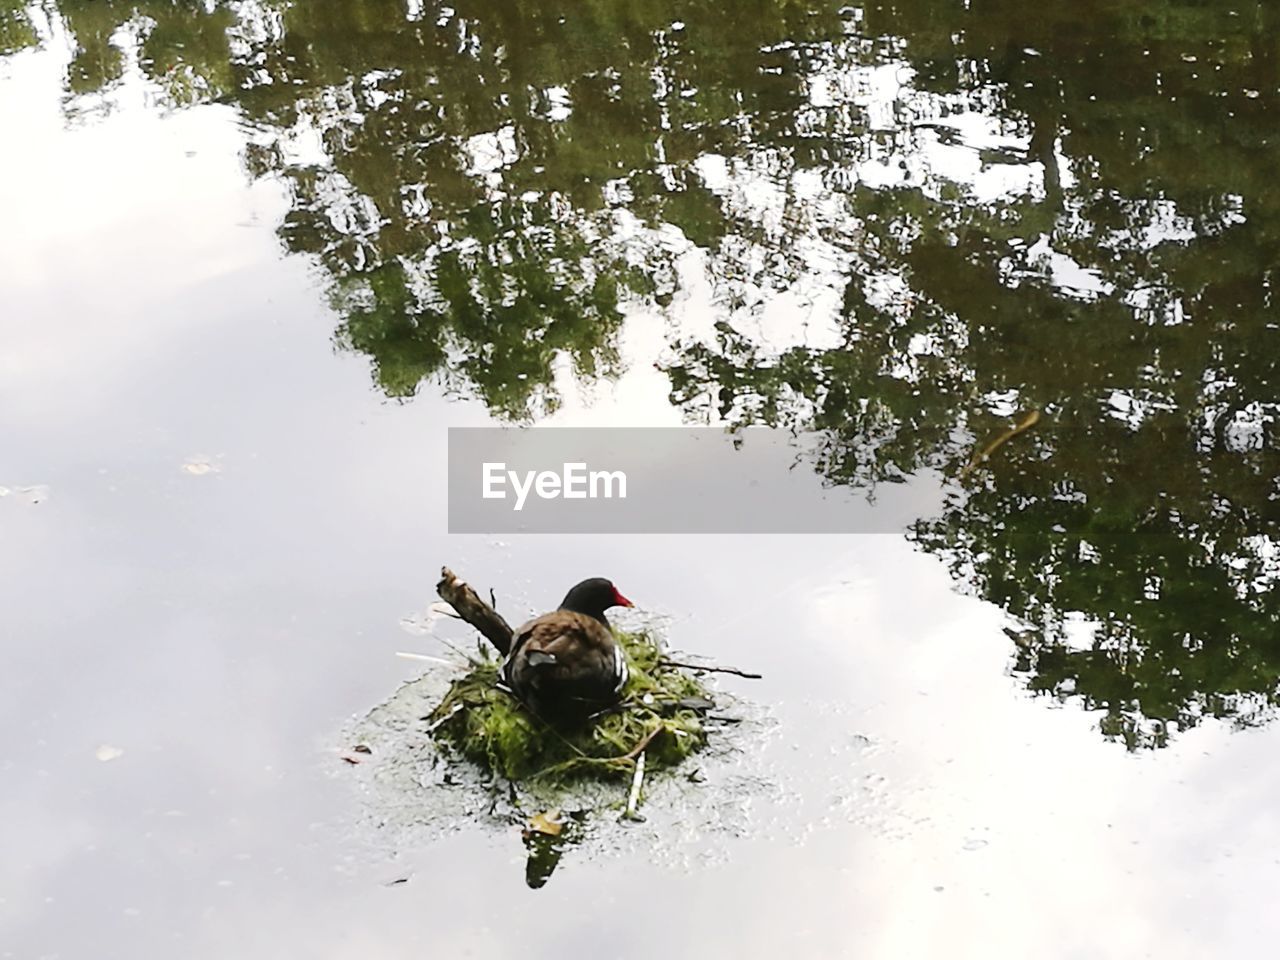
(181, 456, 221, 476)
(526, 809, 564, 837)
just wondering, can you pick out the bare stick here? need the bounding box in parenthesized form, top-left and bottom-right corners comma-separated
(621, 726, 662, 761)
(436, 567, 515, 656)
(395, 652, 457, 666)
(658, 658, 763, 680)
(425, 702, 464, 734)
(623, 748, 647, 821)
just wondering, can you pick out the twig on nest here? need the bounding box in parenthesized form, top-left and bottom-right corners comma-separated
(395, 651, 456, 666)
(425, 702, 464, 734)
(429, 601, 463, 620)
(658, 658, 763, 680)
(436, 566, 516, 656)
(623, 748, 647, 821)
(621, 725, 662, 761)
(437, 636, 483, 667)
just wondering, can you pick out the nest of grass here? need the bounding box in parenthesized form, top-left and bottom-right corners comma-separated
(427, 630, 713, 782)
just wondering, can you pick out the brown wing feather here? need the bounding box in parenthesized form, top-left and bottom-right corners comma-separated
(516, 611, 614, 678)
(505, 611, 621, 717)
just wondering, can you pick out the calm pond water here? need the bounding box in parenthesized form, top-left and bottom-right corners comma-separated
(2, 0, 1278, 956)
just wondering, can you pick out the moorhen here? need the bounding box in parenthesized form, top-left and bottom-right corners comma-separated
(500, 578, 633, 723)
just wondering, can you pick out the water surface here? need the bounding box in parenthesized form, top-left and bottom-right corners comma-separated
(2, 1, 1278, 956)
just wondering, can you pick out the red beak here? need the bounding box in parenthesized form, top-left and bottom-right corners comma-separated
(613, 588, 634, 608)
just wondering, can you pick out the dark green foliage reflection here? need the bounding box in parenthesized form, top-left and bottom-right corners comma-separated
(8, 0, 1278, 748)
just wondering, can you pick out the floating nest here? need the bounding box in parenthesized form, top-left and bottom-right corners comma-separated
(427, 630, 715, 783)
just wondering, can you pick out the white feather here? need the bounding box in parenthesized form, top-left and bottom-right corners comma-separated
(613, 644, 629, 693)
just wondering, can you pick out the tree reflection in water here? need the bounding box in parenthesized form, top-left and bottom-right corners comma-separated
(8, 0, 1278, 747)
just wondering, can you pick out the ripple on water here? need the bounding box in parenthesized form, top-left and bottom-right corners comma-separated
(336, 656, 915, 875)
(338, 659, 785, 871)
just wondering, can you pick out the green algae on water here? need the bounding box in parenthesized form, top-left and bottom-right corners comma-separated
(427, 630, 714, 783)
